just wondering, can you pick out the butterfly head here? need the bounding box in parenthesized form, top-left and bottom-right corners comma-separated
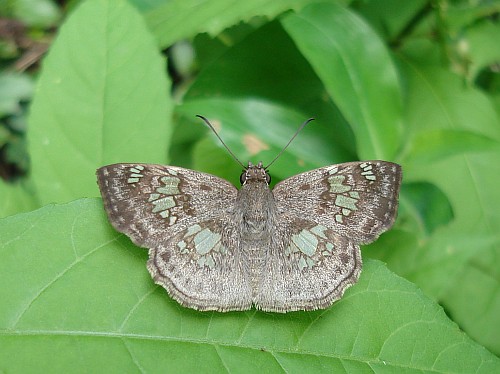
(240, 161, 271, 185)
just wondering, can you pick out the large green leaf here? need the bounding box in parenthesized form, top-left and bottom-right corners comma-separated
(0, 199, 498, 372)
(28, 0, 172, 205)
(282, 2, 403, 160)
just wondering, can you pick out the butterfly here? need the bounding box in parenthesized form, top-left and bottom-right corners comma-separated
(97, 156, 402, 313)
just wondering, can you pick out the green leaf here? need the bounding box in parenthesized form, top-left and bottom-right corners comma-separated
(10, 0, 61, 28)
(192, 136, 239, 186)
(28, 0, 173, 205)
(1, 199, 499, 372)
(401, 182, 454, 235)
(0, 181, 38, 219)
(177, 98, 345, 182)
(465, 20, 500, 80)
(144, 0, 310, 49)
(282, 2, 403, 160)
(394, 53, 500, 354)
(403, 129, 500, 165)
(183, 20, 357, 163)
(353, 0, 428, 41)
(0, 72, 34, 117)
(446, 2, 500, 31)
(0, 126, 9, 147)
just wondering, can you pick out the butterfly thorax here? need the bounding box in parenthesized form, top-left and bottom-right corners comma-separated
(237, 181, 275, 238)
(236, 162, 275, 240)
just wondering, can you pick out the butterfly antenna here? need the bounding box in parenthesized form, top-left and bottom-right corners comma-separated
(265, 118, 315, 169)
(196, 115, 246, 169)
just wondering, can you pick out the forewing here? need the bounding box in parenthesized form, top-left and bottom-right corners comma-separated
(96, 163, 237, 247)
(255, 218, 361, 312)
(273, 161, 402, 244)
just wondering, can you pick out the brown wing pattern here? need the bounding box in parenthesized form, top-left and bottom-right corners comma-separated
(147, 217, 253, 311)
(272, 161, 402, 245)
(255, 216, 362, 312)
(96, 163, 238, 248)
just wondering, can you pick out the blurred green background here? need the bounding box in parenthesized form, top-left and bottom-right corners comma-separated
(1, 0, 499, 371)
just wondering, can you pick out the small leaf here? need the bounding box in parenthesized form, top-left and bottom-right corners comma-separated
(0, 181, 38, 219)
(28, 0, 173, 205)
(282, 2, 403, 160)
(401, 181, 454, 235)
(0, 73, 34, 117)
(465, 20, 500, 80)
(11, 0, 61, 28)
(0, 199, 499, 372)
(446, 2, 500, 31)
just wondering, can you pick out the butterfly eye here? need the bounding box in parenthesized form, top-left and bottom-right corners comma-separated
(265, 172, 271, 184)
(240, 171, 247, 185)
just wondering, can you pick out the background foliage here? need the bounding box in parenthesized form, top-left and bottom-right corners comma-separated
(1, 0, 499, 372)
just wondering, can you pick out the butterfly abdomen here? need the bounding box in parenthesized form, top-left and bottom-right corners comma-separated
(233, 179, 279, 298)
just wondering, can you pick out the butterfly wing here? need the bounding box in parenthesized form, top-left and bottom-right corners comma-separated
(255, 218, 362, 312)
(272, 161, 402, 244)
(97, 163, 237, 247)
(97, 163, 252, 311)
(147, 217, 253, 311)
(255, 161, 401, 312)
